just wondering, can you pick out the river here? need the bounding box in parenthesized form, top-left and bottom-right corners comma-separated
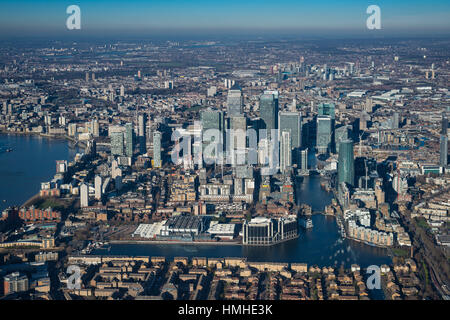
(0, 134, 80, 212)
(92, 174, 391, 270)
(0, 134, 392, 270)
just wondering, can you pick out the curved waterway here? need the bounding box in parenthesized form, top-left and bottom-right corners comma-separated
(0, 134, 80, 212)
(0, 135, 389, 297)
(0, 134, 391, 269)
(93, 174, 391, 269)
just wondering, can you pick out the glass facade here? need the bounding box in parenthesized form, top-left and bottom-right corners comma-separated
(260, 93, 278, 139)
(138, 114, 147, 155)
(226, 87, 243, 116)
(338, 139, 355, 187)
(243, 217, 298, 245)
(125, 122, 133, 158)
(335, 125, 351, 154)
(201, 110, 224, 162)
(300, 149, 308, 171)
(316, 116, 332, 154)
(279, 111, 301, 165)
(280, 130, 291, 173)
(110, 131, 124, 156)
(279, 111, 301, 149)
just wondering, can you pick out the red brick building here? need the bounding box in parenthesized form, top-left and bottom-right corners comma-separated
(18, 207, 61, 224)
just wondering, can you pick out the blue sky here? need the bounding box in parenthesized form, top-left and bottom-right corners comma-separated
(0, 0, 449, 36)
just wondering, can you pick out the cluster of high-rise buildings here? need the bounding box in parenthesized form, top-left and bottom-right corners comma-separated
(196, 87, 307, 175)
(1, 36, 450, 300)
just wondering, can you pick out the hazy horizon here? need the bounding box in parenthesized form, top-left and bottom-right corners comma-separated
(0, 0, 449, 39)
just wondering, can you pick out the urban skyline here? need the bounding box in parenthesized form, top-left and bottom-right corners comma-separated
(0, 0, 449, 305)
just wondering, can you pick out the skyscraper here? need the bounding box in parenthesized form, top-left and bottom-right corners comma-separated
(125, 123, 133, 158)
(201, 111, 224, 133)
(259, 91, 278, 139)
(138, 114, 147, 155)
(440, 134, 448, 167)
(318, 103, 335, 152)
(110, 131, 124, 156)
(94, 175, 102, 200)
(280, 130, 291, 173)
(80, 183, 89, 208)
(201, 110, 224, 163)
(258, 138, 269, 166)
(279, 111, 302, 149)
(226, 86, 243, 116)
(335, 125, 351, 154)
(228, 115, 247, 165)
(300, 149, 308, 171)
(316, 116, 332, 154)
(279, 111, 301, 164)
(229, 116, 246, 147)
(153, 131, 162, 168)
(338, 139, 355, 187)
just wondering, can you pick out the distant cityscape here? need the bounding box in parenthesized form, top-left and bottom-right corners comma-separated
(0, 34, 449, 301)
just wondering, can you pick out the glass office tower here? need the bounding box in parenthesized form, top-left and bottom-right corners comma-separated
(226, 85, 243, 116)
(280, 130, 291, 173)
(138, 114, 147, 155)
(260, 92, 278, 139)
(338, 139, 355, 186)
(125, 122, 133, 158)
(316, 116, 332, 154)
(335, 125, 351, 154)
(318, 103, 335, 152)
(201, 110, 224, 163)
(110, 131, 124, 156)
(279, 111, 301, 165)
(300, 149, 308, 171)
(279, 111, 301, 149)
